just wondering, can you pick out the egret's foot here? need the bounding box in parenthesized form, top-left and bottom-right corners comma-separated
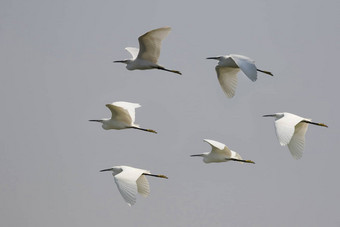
(318, 123, 328, 128)
(147, 129, 157, 134)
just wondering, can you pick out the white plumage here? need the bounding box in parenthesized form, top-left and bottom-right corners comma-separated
(191, 139, 255, 164)
(100, 165, 168, 206)
(114, 27, 181, 75)
(263, 112, 328, 159)
(207, 54, 273, 98)
(89, 101, 157, 133)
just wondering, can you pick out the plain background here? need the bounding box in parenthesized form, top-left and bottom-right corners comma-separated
(1, 0, 339, 226)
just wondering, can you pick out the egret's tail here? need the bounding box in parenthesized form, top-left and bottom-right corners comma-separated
(257, 69, 274, 77)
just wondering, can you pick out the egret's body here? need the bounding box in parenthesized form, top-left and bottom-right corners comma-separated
(114, 27, 181, 75)
(191, 139, 255, 164)
(100, 165, 168, 206)
(263, 112, 328, 159)
(89, 101, 156, 133)
(207, 54, 273, 98)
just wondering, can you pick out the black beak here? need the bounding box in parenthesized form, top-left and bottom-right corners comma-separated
(262, 114, 276, 117)
(100, 168, 113, 172)
(89, 120, 103, 122)
(190, 154, 204, 157)
(206, 57, 220, 60)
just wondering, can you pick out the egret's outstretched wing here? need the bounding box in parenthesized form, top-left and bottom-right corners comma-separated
(216, 66, 240, 98)
(204, 139, 232, 156)
(106, 102, 141, 125)
(231, 55, 257, 82)
(274, 113, 305, 146)
(114, 167, 145, 206)
(136, 174, 150, 198)
(113, 101, 140, 123)
(106, 104, 132, 125)
(137, 27, 171, 63)
(125, 47, 139, 60)
(287, 122, 309, 159)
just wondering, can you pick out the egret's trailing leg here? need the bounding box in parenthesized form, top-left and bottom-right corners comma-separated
(143, 173, 168, 179)
(257, 69, 274, 76)
(302, 120, 328, 128)
(157, 66, 182, 75)
(129, 126, 157, 134)
(227, 158, 255, 164)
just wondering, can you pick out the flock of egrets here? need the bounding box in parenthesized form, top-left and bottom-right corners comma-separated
(90, 26, 328, 206)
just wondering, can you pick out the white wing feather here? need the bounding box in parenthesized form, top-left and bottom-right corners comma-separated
(110, 101, 141, 125)
(287, 122, 309, 159)
(274, 113, 305, 146)
(204, 139, 232, 157)
(231, 55, 257, 82)
(125, 47, 139, 60)
(216, 66, 239, 98)
(136, 174, 150, 198)
(137, 27, 171, 63)
(106, 104, 132, 126)
(113, 167, 145, 206)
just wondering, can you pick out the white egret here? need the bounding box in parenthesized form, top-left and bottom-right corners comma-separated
(263, 112, 328, 159)
(207, 54, 273, 98)
(100, 165, 168, 206)
(114, 27, 181, 75)
(89, 101, 157, 133)
(191, 139, 255, 164)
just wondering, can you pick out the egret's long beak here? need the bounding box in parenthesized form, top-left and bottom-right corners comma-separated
(89, 120, 103, 123)
(190, 154, 204, 157)
(262, 114, 276, 117)
(206, 57, 220, 60)
(113, 60, 128, 63)
(100, 168, 113, 172)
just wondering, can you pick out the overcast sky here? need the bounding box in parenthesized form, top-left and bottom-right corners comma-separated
(1, 0, 339, 226)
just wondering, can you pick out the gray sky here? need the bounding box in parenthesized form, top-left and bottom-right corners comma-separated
(1, 0, 339, 226)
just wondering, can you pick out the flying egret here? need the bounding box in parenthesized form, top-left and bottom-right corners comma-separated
(191, 139, 255, 164)
(114, 26, 182, 75)
(100, 165, 168, 206)
(207, 54, 273, 98)
(263, 112, 328, 159)
(89, 101, 157, 133)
